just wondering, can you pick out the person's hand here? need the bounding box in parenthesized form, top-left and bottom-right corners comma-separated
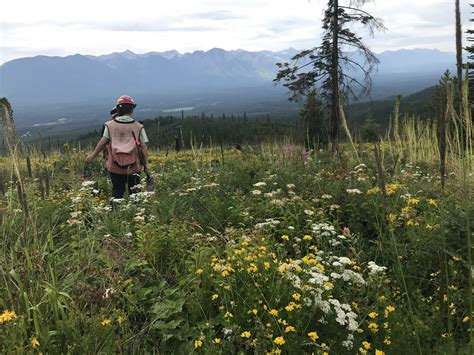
(85, 154, 94, 162)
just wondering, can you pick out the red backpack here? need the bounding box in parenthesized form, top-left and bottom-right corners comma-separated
(103, 119, 143, 174)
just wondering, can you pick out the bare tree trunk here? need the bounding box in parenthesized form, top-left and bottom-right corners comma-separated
(330, 0, 340, 153)
(455, 0, 463, 95)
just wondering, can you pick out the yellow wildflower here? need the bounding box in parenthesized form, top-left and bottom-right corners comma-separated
(463, 316, 470, 323)
(383, 338, 392, 345)
(269, 309, 279, 316)
(285, 302, 300, 312)
(356, 328, 364, 333)
(224, 311, 233, 318)
(0, 310, 17, 323)
(428, 198, 437, 207)
(281, 235, 289, 241)
(407, 219, 415, 226)
(101, 319, 112, 326)
(368, 312, 378, 319)
(273, 336, 285, 345)
(307, 331, 319, 342)
(284, 325, 296, 333)
(292, 293, 301, 301)
(426, 224, 434, 230)
(196, 268, 204, 274)
(407, 198, 420, 206)
(117, 315, 125, 324)
(388, 213, 397, 222)
(303, 235, 312, 241)
(323, 281, 334, 290)
(368, 322, 379, 333)
(248, 309, 258, 315)
(367, 187, 381, 195)
(221, 270, 229, 277)
(211, 294, 219, 300)
(362, 341, 371, 350)
(264, 262, 271, 270)
(385, 183, 402, 196)
(31, 337, 40, 348)
(375, 350, 385, 355)
(241, 331, 251, 338)
(194, 339, 203, 348)
(213, 338, 221, 344)
(247, 263, 258, 273)
(401, 206, 411, 215)
(384, 305, 395, 317)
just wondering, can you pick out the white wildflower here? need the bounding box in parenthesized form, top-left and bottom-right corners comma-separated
(346, 188, 362, 195)
(367, 261, 387, 274)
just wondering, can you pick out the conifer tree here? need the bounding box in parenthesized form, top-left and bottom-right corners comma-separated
(275, 0, 385, 152)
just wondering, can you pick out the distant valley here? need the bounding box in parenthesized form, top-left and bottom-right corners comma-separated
(0, 48, 457, 135)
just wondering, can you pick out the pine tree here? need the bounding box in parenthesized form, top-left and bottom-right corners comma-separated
(275, 0, 384, 152)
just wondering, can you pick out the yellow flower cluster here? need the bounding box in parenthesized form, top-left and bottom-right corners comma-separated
(307, 331, 319, 342)
(367, 183, 403, 196)
(384, 305, 395, 317)
(0, 309, 17, 324)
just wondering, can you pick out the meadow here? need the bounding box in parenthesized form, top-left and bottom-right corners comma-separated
(0, 89, 473, 354)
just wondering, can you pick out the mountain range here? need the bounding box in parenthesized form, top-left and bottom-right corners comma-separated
(0, 48, 457, 130)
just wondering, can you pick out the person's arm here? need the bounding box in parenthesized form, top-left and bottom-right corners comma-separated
(86, 137, 109, 162)
(141, 143, 149, 171)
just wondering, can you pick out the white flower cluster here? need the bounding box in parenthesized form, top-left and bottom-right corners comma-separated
(311, 223, 337, 237)
(275, 220, 388, 349)
(254, 218, 280, 229)
(346, 188, 362, 195)
(367, 261, 387, 274)
(264, 189, 282, 198)
(129, 191, 155, 203)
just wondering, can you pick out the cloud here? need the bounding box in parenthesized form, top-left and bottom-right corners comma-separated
(190, 10, 244, 20)
(0, 0, 471, 63)
(99, 22, 220, 33)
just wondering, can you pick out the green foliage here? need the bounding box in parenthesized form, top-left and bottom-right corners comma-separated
(0, 140, 471, 353)
(300, 88, 328, 149)
(360, 118, 380, 142)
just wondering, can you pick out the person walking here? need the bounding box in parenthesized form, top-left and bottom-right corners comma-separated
(86, 95, 149, 198)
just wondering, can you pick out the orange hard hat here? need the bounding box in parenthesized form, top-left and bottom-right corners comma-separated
(116, 95, 136, 106)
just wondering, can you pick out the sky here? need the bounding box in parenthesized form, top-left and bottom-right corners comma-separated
(0, 0, 471, 64)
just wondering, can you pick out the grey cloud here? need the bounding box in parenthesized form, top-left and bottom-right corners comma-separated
(101, 22, 219, 32)
(190, 10, 244, 20)
(267, 17, 319, 34)
(1, 19, 220, 33)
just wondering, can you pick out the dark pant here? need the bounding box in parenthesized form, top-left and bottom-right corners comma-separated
(109, 172, 140, 198)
